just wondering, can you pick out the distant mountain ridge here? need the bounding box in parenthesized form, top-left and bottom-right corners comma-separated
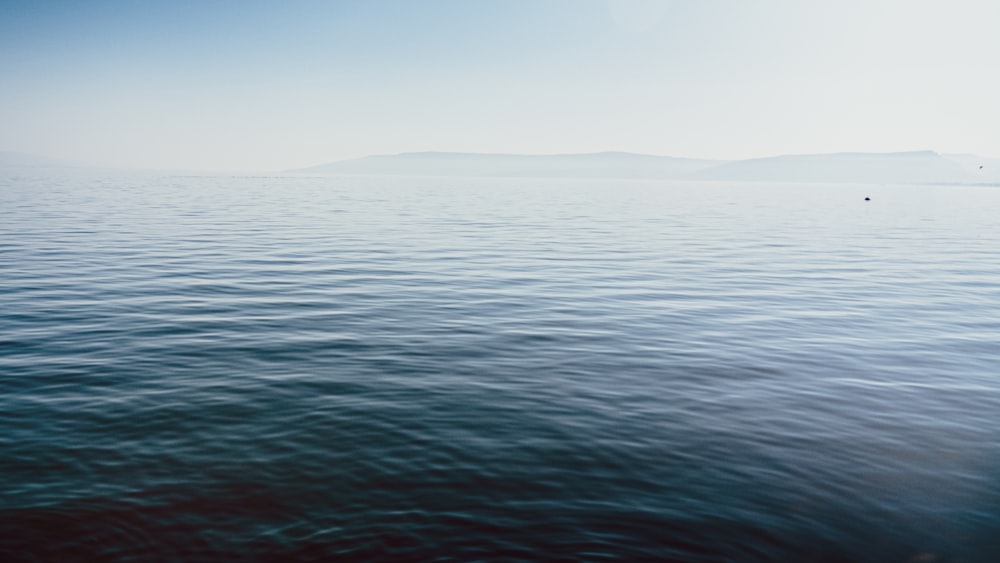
(295, 151, 726, 180)
(695, 150, 973, 184)
(3, 149, 998, 183)
(942, 153, 1000, 183)
(293, 150, 999, 184)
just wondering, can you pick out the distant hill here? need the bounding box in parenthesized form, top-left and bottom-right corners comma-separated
(292, 151, 726, 180)
(6, 149, 994, 183)
(293, 150, 997, 184)
(697, 151, 972, 184)
(942, 153, 1000, 184)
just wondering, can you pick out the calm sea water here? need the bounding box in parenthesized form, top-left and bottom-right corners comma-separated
(1, 173, 999, 561)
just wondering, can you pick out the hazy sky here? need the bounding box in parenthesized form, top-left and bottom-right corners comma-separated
(2, 0, 998, 171)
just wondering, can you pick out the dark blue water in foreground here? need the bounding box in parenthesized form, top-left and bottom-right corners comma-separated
(2, 173, 999, 561)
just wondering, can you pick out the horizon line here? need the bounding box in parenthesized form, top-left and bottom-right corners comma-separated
(3, 147, 998, 174)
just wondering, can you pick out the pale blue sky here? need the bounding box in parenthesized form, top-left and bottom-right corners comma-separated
(1, 0, 998, 171)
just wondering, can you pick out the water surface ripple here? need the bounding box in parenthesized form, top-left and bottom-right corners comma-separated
(2, 174, 999, 561)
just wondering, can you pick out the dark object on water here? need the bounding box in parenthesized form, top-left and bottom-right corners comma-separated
(980, 165, 984, 169)
(864, 197, 870, 201)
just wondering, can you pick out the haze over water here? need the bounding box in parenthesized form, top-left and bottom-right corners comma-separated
(2, 173, 999, 560)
